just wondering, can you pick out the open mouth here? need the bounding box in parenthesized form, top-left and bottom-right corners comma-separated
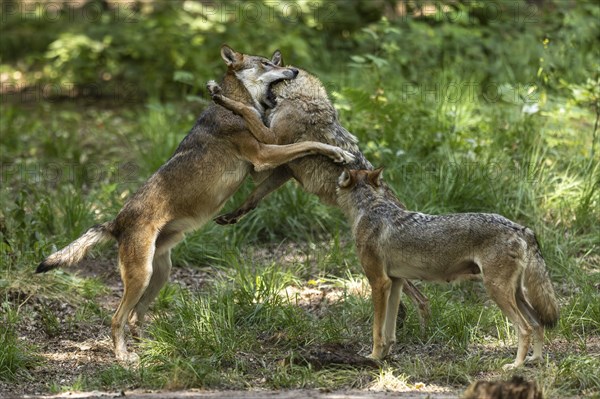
(264, 78, 290, 108)
(264, 84, 278, 109)
(263, 69, 298, 109)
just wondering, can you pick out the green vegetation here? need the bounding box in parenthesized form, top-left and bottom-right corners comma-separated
(1, 1, 598, 398)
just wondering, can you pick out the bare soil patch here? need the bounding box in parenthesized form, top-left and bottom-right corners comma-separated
(6, 252, 592, 399)
(2, 259, 216, 398)
(27, 389, 458, 399)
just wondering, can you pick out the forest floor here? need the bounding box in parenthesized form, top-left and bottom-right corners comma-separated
(3, 258, 466, 399)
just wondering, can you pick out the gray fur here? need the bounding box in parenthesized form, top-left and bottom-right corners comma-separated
(337, 169, 559, 369)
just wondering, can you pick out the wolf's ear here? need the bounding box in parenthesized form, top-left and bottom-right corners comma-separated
(369, 167, 384, 187)
(338, 168, 353, 188)
(221, 45, 242, 66)
(271, 50, 284, 66)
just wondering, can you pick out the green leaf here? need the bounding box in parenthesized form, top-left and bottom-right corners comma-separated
(173, 70, 195, 85)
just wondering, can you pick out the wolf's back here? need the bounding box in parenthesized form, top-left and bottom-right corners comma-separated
(37, 222, 115, 273)
(522, 229, 559, 328)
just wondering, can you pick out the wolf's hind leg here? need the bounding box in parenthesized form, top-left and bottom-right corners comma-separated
(515, 282, 545, 365)
(525, 326, 545, 364)
(483, 274, 533, 370)
(402, 279, 430, 335)
(128, 232, 184, 339)
(112, 231, 158, 363)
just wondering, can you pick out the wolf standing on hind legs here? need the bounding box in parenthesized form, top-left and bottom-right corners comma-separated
(206, 66, 431, 333)
(36, 46, 357, 363)
(336, 168, 559, 369)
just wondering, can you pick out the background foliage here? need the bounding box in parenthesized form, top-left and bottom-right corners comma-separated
(1, 0, 598, 397)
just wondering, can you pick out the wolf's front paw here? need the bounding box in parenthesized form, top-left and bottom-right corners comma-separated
(329, 148, 356, 164)
(366, 345, 387, 361)
(502, 361, 522, 371)
(525, 355, 543, 364)
(366, 353, 385, 361)
(340, 150, 356, 164)
(116, 350, 140, 365)
(206, 80, 222, 100)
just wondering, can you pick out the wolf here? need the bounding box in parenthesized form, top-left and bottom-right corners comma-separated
(335, 168, 559, 369)
(205, 64, 430, 332)
(36, 45, 357, 363)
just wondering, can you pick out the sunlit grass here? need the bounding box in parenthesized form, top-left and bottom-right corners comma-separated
(2, 35, 599, 397)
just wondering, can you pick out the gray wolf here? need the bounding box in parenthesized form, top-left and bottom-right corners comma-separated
(206, 65, 430, 332)
(336, 168, 559, 369)
(36, 45, 356, 363)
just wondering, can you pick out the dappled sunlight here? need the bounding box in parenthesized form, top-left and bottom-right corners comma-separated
(541, 171, 592, 224)
(40, 338, 113, 365)
(370, 368, 411, 391)
(2, 0, 598, 397)
(279, 276, 370, 310)
(369, 367, 453, 395)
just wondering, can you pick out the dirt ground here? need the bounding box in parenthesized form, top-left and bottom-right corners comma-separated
(23, 389, 458, 399)
(2, 259, 208, 398)
(2, 254, 470, 399)
(5, 254, 598, 399)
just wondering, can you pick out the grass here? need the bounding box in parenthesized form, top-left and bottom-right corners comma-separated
(0, 306, 39, 382)
(1, 82, 599, 396)
(1, 5, 599, 397)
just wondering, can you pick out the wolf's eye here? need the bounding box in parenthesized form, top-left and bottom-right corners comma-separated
(262, 61, 270, 67)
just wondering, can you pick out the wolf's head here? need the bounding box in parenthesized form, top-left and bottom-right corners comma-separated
(221, 45, 298, 111)
(338, 168, 384, 192)
(336, 168, 386, 220)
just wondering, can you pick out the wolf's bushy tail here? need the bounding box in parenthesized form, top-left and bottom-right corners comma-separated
(36, 222, 115, 273)
(522, 229, 559, 328)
